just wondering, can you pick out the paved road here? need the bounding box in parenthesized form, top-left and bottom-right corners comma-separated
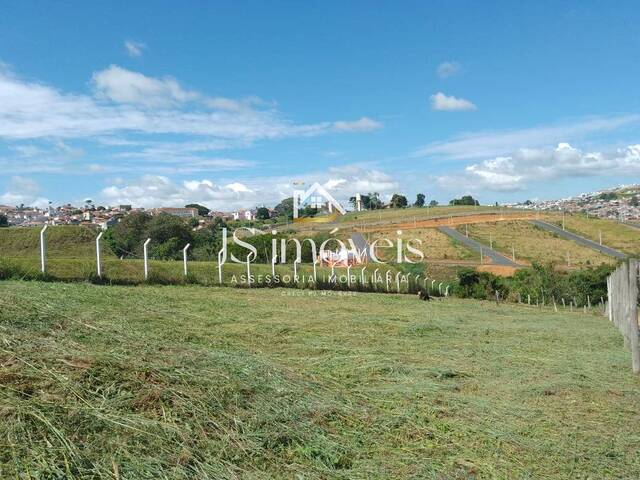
(350, 232, 370, 260)
(437, 226, 520, 267)
(529, 220, 627, 259)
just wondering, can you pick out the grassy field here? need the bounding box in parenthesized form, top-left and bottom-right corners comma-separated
(337, 205, 504, 226)
(547, 213, 640, 257)
(1, 281, 639, 478)
(366, 228, 477, 262)
(459, 221, 616, 267)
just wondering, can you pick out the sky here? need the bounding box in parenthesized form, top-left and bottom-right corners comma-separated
(1, 0, 640, 210)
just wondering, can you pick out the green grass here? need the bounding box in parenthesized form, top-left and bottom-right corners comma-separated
(1, 281, 638, 478)
(0, 225, 109, 258)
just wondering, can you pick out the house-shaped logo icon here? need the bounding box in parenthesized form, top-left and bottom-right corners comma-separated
(293, 182, 346, 220)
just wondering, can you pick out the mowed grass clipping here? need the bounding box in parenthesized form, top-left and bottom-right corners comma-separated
(1, 281, 639, 478)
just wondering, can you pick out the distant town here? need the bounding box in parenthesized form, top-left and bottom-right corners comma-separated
(1, 183, 639, 228)
(0, 202, 268, 229)
(509, 184, 640, 221)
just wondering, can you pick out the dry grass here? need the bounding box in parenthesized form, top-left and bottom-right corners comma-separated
(461, 221, 615, 267)
(365, 228, 476, 262)
(546, 213, 640, 256)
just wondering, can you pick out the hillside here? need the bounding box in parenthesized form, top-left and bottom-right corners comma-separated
(1, 281, 638, 478)
(0, 225, 109, 258)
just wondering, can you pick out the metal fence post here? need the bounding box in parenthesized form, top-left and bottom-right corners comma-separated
(39, 225, 48, 274)
(143, 238, 151, 280)
(182, 243, 190, 276)
(96, 231, 103, 278)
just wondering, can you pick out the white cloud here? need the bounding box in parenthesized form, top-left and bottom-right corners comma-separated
(97, 165, 401, 210)
(436, 61, 461, 79)
(415, 114, 640, 160)
(434, 143, 640, 192)
(430, 92, 477, 111)
(124, 41, 146, 58)
(0, 176, 49, 207)
(92, 65, 199, 107)
(333, 117, 382, 132)
(0, 65, 382, 144)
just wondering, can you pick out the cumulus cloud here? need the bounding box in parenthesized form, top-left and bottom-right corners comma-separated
(434, 143, 640, 192)
(430, 92, 477, 111)
(415, 114, 640, 160)
(92, 65, 199, 107)
(97, 165, 400, 210)
(0, 176, 49, 207)
(124, 40, 146, 58)
(436, 61, 461, 79)
(101, 175, 258, 210)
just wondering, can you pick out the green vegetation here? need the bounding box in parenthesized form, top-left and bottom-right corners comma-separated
(389, 193, 408, 208)
(1, 281, 638, 478)
(0, 214, 8, 227)
(449, 195, 480, 206)
(184, 203, 210, 216)
(455, 263, 614, 306)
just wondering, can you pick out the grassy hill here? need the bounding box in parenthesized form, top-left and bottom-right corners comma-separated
(546, 213, 640, 257)
(1, 281, 638, 478)
(459, 221, 615, 267)
(0, 225, 109, 258)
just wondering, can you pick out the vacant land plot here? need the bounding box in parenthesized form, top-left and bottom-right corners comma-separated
(547, 214, 640, 257)
(1, 281, 638, 478)
(366, 228, 476, 262)
(461, 221, 615, 267)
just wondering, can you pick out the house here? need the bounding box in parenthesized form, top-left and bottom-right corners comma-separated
(293, 182, 346, 220)
(152, 207, 198, 218)
(232, 210, 255, 221)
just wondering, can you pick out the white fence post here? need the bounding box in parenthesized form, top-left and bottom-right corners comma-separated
(143, 238, 151, 280)
(294, 259, 300, 285)
(361, 266, 367, 286)
(39, 225, 48, 274)
(395, 271, 401, 292)
(182, 243, 190, 276)
(313, 259, 318, 283)
(271, 254, 277, 277)
(217, 249, 224, 285)
(347, 265, 352, 288)
(96, 231, 104, 278)
(246, 256, 252, 287)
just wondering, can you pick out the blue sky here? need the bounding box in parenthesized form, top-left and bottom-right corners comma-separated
(1, 0, 640, 209)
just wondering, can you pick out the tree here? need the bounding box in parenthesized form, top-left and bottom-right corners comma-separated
(389, 194, 408, 209)
(367, 192, 384, 210)
(147, 214, 194, 260)
(449, 195, 479, 206)
(256, 207, 271, 220)
(0, 214, 8, 227)
(630, 196, 639, 207)
(414, 193, 425, 207)
(273, 197, 294, 219)
(185, 203, 210, 217)
(429, 200, 439, 207)
(104, 211, 152, 258)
